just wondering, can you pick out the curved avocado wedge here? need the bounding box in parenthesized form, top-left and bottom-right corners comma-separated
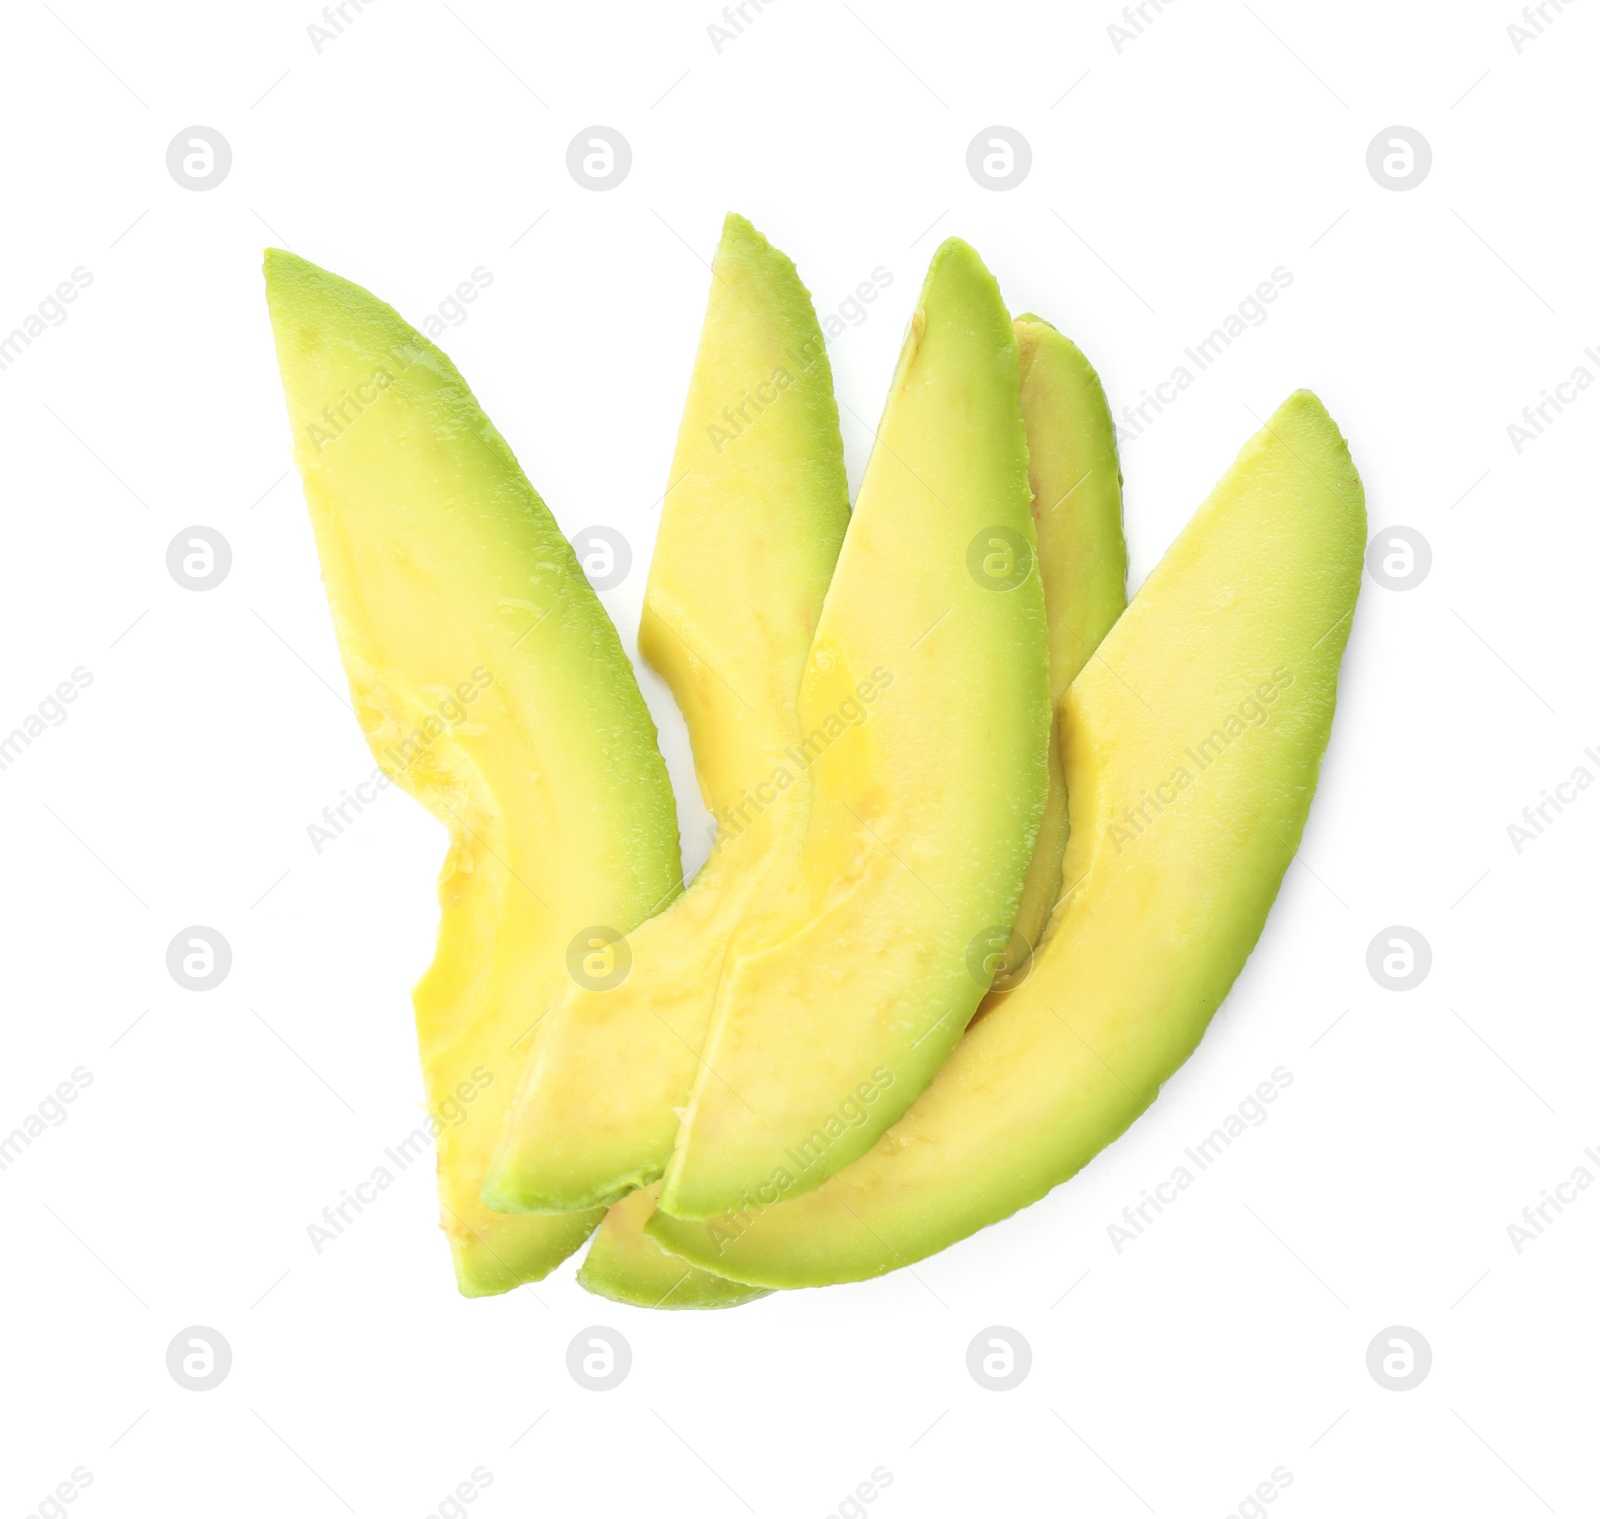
(483, 214, 851, 1215)
(578, 1183, 770, 1310)
(591, 309, 1129, 1281)
(647, 391, 1365, 1285)
(263, 251, 682, 1295)
(657, 238, 1051, 1220)
(998, 316, 1128, 984)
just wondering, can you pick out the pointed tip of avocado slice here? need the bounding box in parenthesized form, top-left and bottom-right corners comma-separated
(262, 246, 327, 291)
(714, 211, 810, 291)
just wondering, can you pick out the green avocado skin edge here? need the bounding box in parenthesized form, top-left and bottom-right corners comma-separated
(645, 390, 1366, 1290)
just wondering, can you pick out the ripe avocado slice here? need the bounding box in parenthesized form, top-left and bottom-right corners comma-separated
(482, 214, 850, 1216)
(997, 316, 1129, 985)
(263, 251, 682, 1295)
(656, 238, 1052, 1219)
(590, 309, 1129, 1284)
(578, 1183, 769, 1310)
(646, 391, 1365, 1284)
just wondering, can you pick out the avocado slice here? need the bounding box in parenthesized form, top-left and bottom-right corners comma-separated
(997, 316, 1129, 985)
(578, 1183, 769, 1310)
(588, 309, 1129, 1285)
(482, 214, 850, 1216)
(656, 238, 1051, 1220)
(263, 251, 682, 1295)
(646, 391, 1365, 1284)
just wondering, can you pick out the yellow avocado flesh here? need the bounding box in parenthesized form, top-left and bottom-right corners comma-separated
(647, 391, 1365, 1285)
(482, 214, 850, 1214)
(263, 251, 682, 1296)
(578, 1183, 770, 1310)
(590, 310, 1128, 1284)
(657, 239, 1051, 1220)
(998, 317, 1129, 984)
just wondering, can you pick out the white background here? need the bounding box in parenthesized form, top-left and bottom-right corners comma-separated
(1, 1, 1595, 1514)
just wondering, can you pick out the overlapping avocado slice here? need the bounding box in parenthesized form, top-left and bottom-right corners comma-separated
(267, 226, 1364, 1306)
(264, 251, 689, 1295)
(482, 213, 852, 1218)
(657, 239, 1052, 1220)
(647, 391, 1364, 1287)
(999, 315, 1130, 984)
(577, 301, 1130, 1303)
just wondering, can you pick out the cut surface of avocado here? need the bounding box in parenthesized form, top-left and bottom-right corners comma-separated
(600, 309, 1127, 1275)
(578, 1184, 771, 1310)
(646, 391, 1364, 1285)
(996, 316, 1128, 986)
(264, 251, 682, 1295)
(656, 238, 1051, 1220)
(482, 214, 851, 1215)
